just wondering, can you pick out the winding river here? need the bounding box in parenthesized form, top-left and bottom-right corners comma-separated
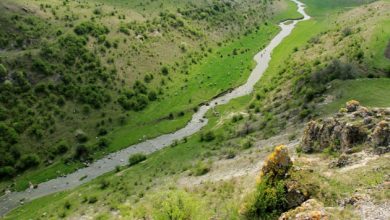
(0, 0, 310, 216)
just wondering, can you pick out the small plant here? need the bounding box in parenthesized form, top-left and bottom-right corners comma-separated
(200, 131, 215, 142)
(99, 179, 110, 190)
(88, 196, 98, 204)
(241, 139, 253, 149)
(64, 201, 71, 210)
(191, 161, 210, 176)
(128, 153, 147, 166)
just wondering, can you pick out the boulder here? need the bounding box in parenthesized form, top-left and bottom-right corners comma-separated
(279, 199, 328, 220)
(371, 121, 390, 154)
(346, 100, 360, 112)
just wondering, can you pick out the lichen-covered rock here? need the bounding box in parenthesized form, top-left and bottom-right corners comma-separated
(346, 100, 360, 112)
(285, 180, 310, 209)
(260, 145, 292, 181)
(329, 154, 351, 168)
(371, 120, 390, 154)
(301, 101, 390, 154)
(279, 199, 328, 220)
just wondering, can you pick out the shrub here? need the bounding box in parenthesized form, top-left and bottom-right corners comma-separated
(0, 166, 16, 179)
(241, 139, 253, 149)
(98, 128, 108, 136)
(75, 129, 88, 143)
(18, 154, 40, 171)
(88, 196, 98, 204)
(148, 90, 157, 101)
(64, 201, 71, 210)
(74, 21, 109, 37)
(55, 141, 69, 155)
(0, 64, 7, 78)
(241, 146, 293, 219)
(260, 145, 292, 181)
(128, 153, 147, 166)
(191, 161, 210, 176)
(152, 191, 205, 220)
(97, 137, 109, 149)
(241, 176, 287, 219)
(74, 144, 90, 160)
(161, 66, 169, 75)
(200, 131, 215, 142)
(0, 123, 18, 144)
(99, 179, 110, 190)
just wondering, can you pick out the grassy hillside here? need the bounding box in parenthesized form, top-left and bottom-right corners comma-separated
(0, 0, 302, 193)
(4, 0, 389, 219)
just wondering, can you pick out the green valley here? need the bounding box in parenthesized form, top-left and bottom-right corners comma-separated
(0, 0, 389, 219)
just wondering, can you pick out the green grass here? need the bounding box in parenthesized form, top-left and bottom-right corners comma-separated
(256, 19, 327, 89)
(272, 0, 303, 22)
(302, 0, 377, 17)
(366, 18, 390, 70)
(321, 78, 390, 114)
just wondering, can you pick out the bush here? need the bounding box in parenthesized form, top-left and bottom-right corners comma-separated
(161, 66, 169, 75)
(200, 131, 215, 142)
(99, 179, 110, 190)
(0, 64, 7, 78)
(152, 191, 204, 220)
(191, 161, 210, 176)
(18, 154, 40, 171)
(0, 166, 16, 179)
(241, 146, 293, 219)
(74, 21, 109, 37)
(128, 153, 147, 166)
(75, 130, 88, 143)
(74, 144, 90, 160)
(241, 139, 253, 149)
(148, 90, 157, 101)
(241, 176, 287, 219)
(88, 196, 98, 204)
(98, 128, 108, 136)
(97, 137, 109, 149)
(55, 141, 69, 155)
(260, 145, 292, 181)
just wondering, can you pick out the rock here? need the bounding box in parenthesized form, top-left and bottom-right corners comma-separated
(363, 116, 372, 125)
(301, 102, 389, 154)
(279, 199, 328, 220)
(346, 100, 360, 112)
(371, 121, 390, 148)
(285, 180, 309, 209)
(329, 154, 350, 168)
(339, 194, 365, 207)
(340, 123, 367, 150)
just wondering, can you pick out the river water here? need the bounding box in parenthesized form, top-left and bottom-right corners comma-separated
(0, 0, 310, 216)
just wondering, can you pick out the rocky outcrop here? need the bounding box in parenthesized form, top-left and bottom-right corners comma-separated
(301, 101, 390, 154)
(279, 199, 328, 220)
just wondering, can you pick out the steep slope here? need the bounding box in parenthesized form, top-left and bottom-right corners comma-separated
(0, 0, 300, 192)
